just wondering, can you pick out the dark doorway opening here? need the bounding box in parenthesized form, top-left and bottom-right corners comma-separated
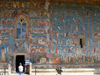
(80, 38, 83, 48)
(16, 55, 25, 72)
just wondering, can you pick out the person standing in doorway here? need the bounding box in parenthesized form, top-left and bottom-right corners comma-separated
(18, 63, 23, 75)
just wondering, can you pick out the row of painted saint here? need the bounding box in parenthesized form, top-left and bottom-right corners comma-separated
(53, 47, 100, 55)
(0, 25, 99, 39)
(53, 39, 100, 46)
(29, 45, 46, 53)
(29, 27, 51, 35)
(0, 36, 99, 54)
(0, 1, 51, 9)
(0, 10, 100, 22)
(0, 18, 14, 26)
(0, 27, 14, 35)
(29, 36, 46, 45)
(0, 44, 100, 64)
(28, 42, 100, 55)
(29, 53, 100, 64)
(52, 38, 99, 46)
(11, 41, 99, 54)
(0, 49, 100, 64)
(0, 18, 51, 26)
(0, 1, 99, 10)
(52, 17, 100, 25)
(0, 9, 51, 17)
(0, 10, 100, 20)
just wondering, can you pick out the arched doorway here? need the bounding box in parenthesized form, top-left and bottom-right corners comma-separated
(16, 55, 25, 72)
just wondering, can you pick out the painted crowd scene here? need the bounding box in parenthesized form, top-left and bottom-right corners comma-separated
(0, 0, 100, 69)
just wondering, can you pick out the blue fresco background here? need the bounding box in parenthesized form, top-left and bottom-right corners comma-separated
(0, 1, 100, 68)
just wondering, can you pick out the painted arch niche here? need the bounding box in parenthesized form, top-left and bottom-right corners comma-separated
(14, 14, 29, 39)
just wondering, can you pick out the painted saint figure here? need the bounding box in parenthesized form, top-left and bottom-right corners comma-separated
(1, 47, 6, 61)
(8, 46, 13, 60)
(53, 55, 61, 64)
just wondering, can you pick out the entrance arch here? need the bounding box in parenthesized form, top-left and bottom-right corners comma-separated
(14, 53, 27, 72)
(16, 55, 25, 72)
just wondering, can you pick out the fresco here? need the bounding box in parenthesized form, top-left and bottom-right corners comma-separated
(0, 26, 14, 36)
(0, 46, 9, 62)
(0, 0, 100, 68)
(8, 45, 13, 60)
(29, 53, 47, 64)
(29, 27, 46, 35)
(28, 5, 51, 66)
(49, 2, 100, 68)
(29, 45, 46, 53)
(0, 36, 8, 45)
(0, 18, 14, 26)
(14, 41, 28, 53)
(29, 36, 47, 45)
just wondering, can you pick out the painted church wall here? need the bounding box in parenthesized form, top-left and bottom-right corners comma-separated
(49, 2, 100, 68)
(0, 1, 100, 69)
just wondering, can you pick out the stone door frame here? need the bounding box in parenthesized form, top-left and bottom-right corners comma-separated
(13, 53, 27, 71)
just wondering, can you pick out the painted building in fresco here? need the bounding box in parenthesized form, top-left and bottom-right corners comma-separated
(0, 0, 100, 69)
